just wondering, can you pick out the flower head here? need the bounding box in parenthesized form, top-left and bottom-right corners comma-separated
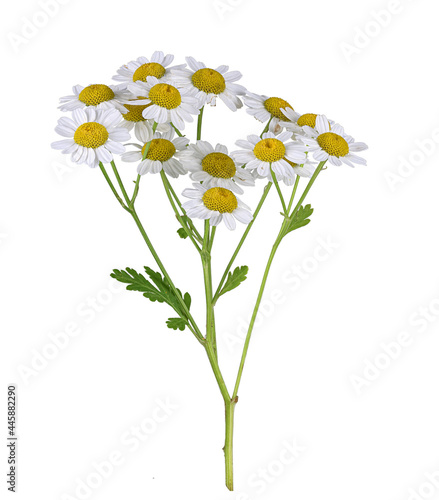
(113, 51, 186, 86)
(122, 129, 189, 178)
(232, 131, 308, 180)
(170, 57, 246, 111)
(299, 115, 368, 167)
(244, 93, 297, 133)
(51, 108, 130, 168)
(59, 84, 129, 113)
(127, 77, 200, 129)
(179, 141, 254, 194)
(182, 183, 252, 230)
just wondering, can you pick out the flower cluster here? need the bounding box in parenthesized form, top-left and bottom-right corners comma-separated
(52, 51, 368, 228)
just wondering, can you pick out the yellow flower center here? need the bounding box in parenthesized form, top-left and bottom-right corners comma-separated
(264, 97, 293, 121)
(253, 138, 286, 163)
(78, 84, 115, 107)
(123, 97, 151, 122)
(142, 138, 176, 161)
(132, 62, 166, 82)
(201, 153, 236, 179)
(74, 122, 109, 148)
(297, 113, 331, 130)
(192, 68, 226, 94)
(202, 187, 238, 213)
(317, 132, 349, 157)
(148, 83, 182, 110)
(297, 113, 318, 128)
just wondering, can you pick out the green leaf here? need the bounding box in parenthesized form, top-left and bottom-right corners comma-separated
(285, 204, 313, 235)
(110, 267, 192, 326)
(177, 228, 188, 239)
(166, 317, 188, 331)
(218, 266, 249, 299)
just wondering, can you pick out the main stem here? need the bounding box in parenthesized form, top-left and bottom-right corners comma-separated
(224, 399, 236, 490)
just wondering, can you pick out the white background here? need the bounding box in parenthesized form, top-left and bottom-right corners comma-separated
(2, 0, 439, 499)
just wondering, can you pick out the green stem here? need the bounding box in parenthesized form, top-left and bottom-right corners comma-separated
(197, 106, 204, 141)
(208, 226, 216, 253)
(164, 179, 202, 242)
(232, 161, 326, 400)
(224, 400, 236, 491)
(130, 174, 141, 207)
(287, 176, 300, 214)
(202, 220, 217, 358)
(111, 160, 130, 205)
(99, 163, 130, 212)
(170, 123, 184, 137)
(212, 182, 272, 305)
(261, 117, 273, 137)
(270, 165, 287, 215)
(160, 171, 202, 253)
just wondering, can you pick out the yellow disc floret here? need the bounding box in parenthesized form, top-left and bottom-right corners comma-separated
(133, 62, 166, 82)
(142, 139, 176, 162)
(123, 97, 151, 122)
(148, 83, 182, 110)
(264, 97, 293, 121)
(297, 113, 318, 128)
(74, 122, 109, 148)
(78, 85, 115, 107)
(192, 68, 226, 94)
(201, 153, 236, 179)
(317, 132, 349, 157)
(297, 113, 331, 130)
(202, 187, 238, 213)
(253, 138, 286, 163)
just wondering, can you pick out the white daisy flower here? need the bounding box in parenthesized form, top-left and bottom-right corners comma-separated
(117, 97, 169, 141)
(232, 131, 307, 180)
(244, 93, 297, 133)
(299, 115, 368, 167)
(127, 76, 200, 130)
(179, 141, 254, 195)
(182, 183, 253, 231)
(113, 51, 186, 86)
(51, 108, 130, 168)
(279, 109, 334, 135)
(58, 84, 128, 113)
(121, 129, 189, 178)
(170, 57, 246, 111)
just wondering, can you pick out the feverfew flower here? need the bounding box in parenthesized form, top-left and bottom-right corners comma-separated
(51, 108, 130, 168)
(113, 51, 186, 86)
(232, 132, 307, 179)
(182, 183, 253, 230)
(58, 84, 128, 113)
(179, 141, 254, 194)
(121, 130, 189, 178)
(244, 93, 296, 133)
(299, 115, 368, 167)
(170, 57, 246, 111)
(127, 77, 200, 130)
